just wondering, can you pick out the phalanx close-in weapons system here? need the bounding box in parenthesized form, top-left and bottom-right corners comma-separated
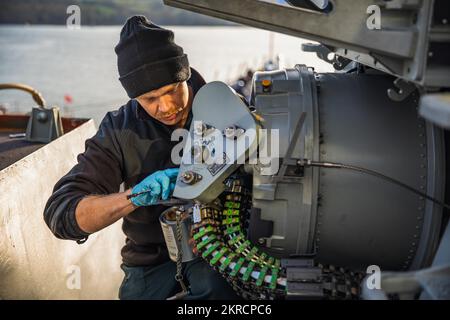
(161, 0, 450, 300)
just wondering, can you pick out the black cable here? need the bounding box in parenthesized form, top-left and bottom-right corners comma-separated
(298, 159, 450, 211)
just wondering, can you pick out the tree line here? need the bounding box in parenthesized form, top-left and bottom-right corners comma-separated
(0, 0, 232, 25)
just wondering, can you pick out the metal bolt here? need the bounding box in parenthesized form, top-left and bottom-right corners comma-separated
(192, 144, 210, 163)
(180, 171, 202, 185)
(37, 111, 48, 122)
(194, 122, 214, 136)
(194, 122, 207, 136)
(224, 125, 245, 139)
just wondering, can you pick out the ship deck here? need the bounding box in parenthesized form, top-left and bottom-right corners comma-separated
(0, 114, 89, 171)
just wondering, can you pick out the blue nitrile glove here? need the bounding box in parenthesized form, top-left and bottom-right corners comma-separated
(130, 168, 179, 207)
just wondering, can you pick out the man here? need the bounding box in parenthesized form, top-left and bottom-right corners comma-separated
(44, 15, 239, 300)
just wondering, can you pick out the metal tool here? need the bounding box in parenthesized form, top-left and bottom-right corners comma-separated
(9, 133, 26, 139)
(160, 206, 196, 263)
(126, 191, 191, 206)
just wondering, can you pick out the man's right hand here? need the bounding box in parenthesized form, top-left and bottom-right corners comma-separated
(130, 168, 179, 207)
(74, 168, 179, 235)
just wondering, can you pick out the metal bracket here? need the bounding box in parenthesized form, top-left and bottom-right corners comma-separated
(272, 112, 306, 182)
(282, 258, 324, 299)
(26, 107, 64, 143)
(286, 0, 332, 12)
(302, 43, 352, 70)
(387, 78, 417, 102)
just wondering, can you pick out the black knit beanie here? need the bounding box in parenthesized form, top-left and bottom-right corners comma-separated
(115, 15, 191, 99)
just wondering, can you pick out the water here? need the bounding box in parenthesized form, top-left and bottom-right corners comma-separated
(0, 25, 332, 125)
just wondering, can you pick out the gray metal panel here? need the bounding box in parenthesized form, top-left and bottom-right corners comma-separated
(164, 0, 417, 58)
(314, 73, 444, 271)
(173, 81, 258, 202)
(164, 0, 449, 87)
(409, 121, 445, 269)
(252, 66, 320, 255)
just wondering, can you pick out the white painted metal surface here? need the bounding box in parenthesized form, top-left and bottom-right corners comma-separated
(0, 119, 125, 299)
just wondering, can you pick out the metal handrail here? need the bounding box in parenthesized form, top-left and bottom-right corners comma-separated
(0, 83, 46, 108)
